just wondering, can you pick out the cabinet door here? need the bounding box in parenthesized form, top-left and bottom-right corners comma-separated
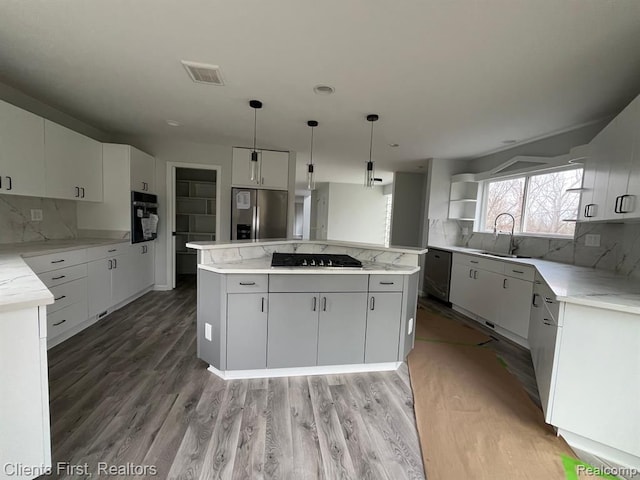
(577, 156, 596, 222)
(497, 276, 533, 338)
(619, 97, 640, 219)
(259, 150, 289, 190)
(0, 308, 50, 471)
(473, 269, 501, 323)
(449, 263, 476, 311)
(226, 293, 268, 370)
(533, 306, 559, 421)
(87, 259, 111, 317)
(142, 242, 155, 289)
(0, 99, 45, 197)
(111, 253, 133, 306)
(231, 147, 260, 187)
(317, 292, 367, 365)
(128, 243, 154, 294)
(267, 293, 319, 368)
(365, 292, 402, 363)
(44, 120, 103, 202)
(130, 147, 155, 193)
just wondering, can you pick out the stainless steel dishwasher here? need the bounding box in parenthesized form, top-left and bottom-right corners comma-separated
(424, 248, 452, 303)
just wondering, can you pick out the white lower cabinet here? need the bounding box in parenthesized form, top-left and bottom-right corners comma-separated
(0, 306, 51, 477)
(450, 253, 533, 345)
(129, 242, 155, 294)
(88, 251, 132, 317)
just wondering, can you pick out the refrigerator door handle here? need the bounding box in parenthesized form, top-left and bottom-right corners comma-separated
(256, 206, 261, 239)
(252, 206, 257, 240)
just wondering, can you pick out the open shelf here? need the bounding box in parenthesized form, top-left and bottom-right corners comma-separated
(449, 173, 479, 220)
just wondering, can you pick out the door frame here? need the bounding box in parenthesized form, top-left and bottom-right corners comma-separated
(166, 162, 221, 289)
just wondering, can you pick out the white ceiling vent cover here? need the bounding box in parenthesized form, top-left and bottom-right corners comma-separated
(181, 61, 225, 85)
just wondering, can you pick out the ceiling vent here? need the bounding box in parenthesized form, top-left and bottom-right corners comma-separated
(181, 61, 225, 85)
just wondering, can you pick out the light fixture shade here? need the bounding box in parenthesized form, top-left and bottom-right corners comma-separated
(249, 100, 262, 181)
(307, 120, 318, 191)
(364, 161, 375, 188)
(364, 114, 379, 189)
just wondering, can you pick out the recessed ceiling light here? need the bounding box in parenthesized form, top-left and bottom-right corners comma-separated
(502, 139, 517, 144)
(313, 85, 335, 95)
(389, 143, 400, 147)
(166, 120, 181, 127)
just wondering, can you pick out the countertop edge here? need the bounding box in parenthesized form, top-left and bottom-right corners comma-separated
(198, 263, 420, 275)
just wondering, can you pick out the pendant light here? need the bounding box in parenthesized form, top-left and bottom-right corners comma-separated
(364, 114, 379, 188)
(306, 120, 318, 190)
(249, 99, 262, 181)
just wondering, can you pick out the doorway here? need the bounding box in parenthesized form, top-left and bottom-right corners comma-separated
(168, 164, 220, 288)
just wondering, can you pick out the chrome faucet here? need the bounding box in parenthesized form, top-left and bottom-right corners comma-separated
(493, 213, 516, 256)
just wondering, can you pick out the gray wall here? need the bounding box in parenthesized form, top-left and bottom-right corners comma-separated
(390, 172, 426, 248)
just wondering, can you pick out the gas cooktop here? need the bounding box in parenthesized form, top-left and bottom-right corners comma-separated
(271, 253, 363, 268)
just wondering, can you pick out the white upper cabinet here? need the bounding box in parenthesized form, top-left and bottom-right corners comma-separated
(0, 99, 46, 197)
(130, 147, 155, 193)
(232, 147, 289, 190)
(44, 120, 103, 202)
(259, 150, 289, 190)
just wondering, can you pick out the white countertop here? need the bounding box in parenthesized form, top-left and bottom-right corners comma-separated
(430, 244, 640, 314)
(0, 238, 129, 313)
(187, 239, 428, 255)
(198, 257, 420, 275)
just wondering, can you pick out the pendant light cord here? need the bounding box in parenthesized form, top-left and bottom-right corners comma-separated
(310, 126, 314, 165)
(369, 120, 374, 161)
(253, 108, 257, 152)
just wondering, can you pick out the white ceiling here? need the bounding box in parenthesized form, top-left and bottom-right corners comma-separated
(1, 1, 639, 188)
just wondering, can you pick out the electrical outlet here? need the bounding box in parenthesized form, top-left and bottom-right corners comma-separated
(30, 209, 43, 221)
(585, 234, 601, 247)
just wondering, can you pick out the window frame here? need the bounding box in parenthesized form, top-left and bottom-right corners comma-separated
(477, 165, 584, 238)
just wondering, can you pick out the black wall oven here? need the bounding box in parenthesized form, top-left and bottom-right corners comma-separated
(131, 191, 158, 244)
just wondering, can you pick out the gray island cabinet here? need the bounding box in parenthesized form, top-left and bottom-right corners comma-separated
(197, 270, 419, 378)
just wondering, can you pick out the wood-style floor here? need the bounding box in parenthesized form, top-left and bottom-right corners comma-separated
(43, 276, 426, 479)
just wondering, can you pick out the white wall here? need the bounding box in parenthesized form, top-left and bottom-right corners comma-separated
(391, 172, 426, 248)
(323, 183, 388, 245)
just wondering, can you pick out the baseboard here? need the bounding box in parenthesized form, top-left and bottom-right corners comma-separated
(207, 362, 402, 380)
(153, 284, 173, 291)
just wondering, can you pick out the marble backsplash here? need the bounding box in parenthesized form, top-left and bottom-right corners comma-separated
(0, 194, 78, 244)
(428, 217, 640, 278)
(198, 242, 420, 267)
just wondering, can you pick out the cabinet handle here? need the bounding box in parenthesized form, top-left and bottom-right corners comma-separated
(584, 204, 595, 218)
(113, 258, 117, 269)
(512, 270, 524, 274)
(614, 195, 623, 214)
(379, 281, 394, 285)
(503, 278, 507, 289)
(108, 249, 117, 253)
(322, 296, 327, 312)
(532, 293, 539, 307)
(619, 194, 634, 214)
(470, 260, 479, 264)
(469, 269, 473, 278)
(0, 176, 2, 188)
(543, 319, 553, 326)
(81, 187, 85, 198)
(54, 295, 66, 301)
(434, 254, 440, 258)
(544, 297, 553, 304)
(51, 275, 66, 280)
(51, 259, 65, 264)
(6, 176, 12, 191)
(473, 270, 478, 279)
(312, 296, 317, 311)
(485, 321, 495, 329)
(370, 296, 375, 311)
(261, 297, 265, 312)
(108, 259, 113, 270)
(75, 186, 80, 198)
(52, 319, 67, 326)
(239, 281, 256, 286)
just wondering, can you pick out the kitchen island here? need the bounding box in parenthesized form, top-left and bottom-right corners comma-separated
(187, 240, 426, 379)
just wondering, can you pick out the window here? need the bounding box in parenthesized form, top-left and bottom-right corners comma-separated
(481, 167, 583, 236)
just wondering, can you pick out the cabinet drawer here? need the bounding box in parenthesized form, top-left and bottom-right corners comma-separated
(39, 263, 88, 288)
(24, 249, 87, 274)
(368, 275, 404, 292)
(534, 279, 561, 324)
(86, 243, 128, 261)
(226, 274, 269, 293)
(504, 264, 535, 282)
(452, 253, 504, 274)
(47, 299, 88, 339)
(48, 278, 87, 313)
(269, 274, 368, 293)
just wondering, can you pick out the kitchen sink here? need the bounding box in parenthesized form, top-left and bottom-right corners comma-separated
(479, 251, 531, 259)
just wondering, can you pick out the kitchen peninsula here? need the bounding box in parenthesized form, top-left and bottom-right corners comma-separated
(187, 240, 426, 379)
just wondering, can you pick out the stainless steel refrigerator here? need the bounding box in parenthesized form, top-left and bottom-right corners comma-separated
(231, 188, 288, 240)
